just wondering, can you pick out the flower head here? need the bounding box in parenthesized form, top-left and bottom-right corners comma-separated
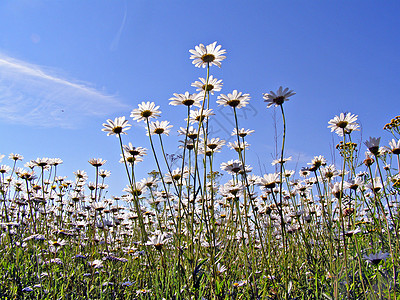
(191, 75, 223, 95)
(148, 120, 173, 136)
(217, 90, 250, 108)
(364, 137, 381, 155)
(102, 116, 131, 136)
(328, 112, 359, 136)
(389, 139, 400, 154)
(189, 42, 226, 68)
(88, 158, 106, 167)
(131, 102, 161, 122)
(263, 86, 295, 108)
(169, 92, 202, 107)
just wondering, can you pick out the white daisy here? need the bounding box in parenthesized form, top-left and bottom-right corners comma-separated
(147, 120, 173, 136)
(191, 75, 223, 95)
(169, 92, 202, 107)
(189, 41, 226, 68)
(263, 86, 295, 108)
(102, 116, 131, 136)
(328, 112, 359, 136)
(131, 102, 161, 122)
(217, 90, 250, 108)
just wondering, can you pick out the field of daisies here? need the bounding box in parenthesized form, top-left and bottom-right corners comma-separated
(1, 42, 400, 299)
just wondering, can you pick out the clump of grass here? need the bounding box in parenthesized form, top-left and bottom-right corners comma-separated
(1, 42, 400, 299)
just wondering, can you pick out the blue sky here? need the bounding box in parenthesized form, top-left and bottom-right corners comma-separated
(1, 1, 399, 195)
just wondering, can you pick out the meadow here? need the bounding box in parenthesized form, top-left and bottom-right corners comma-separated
(1, 42, 400, 299)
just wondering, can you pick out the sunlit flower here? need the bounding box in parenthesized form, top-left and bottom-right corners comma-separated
(367, 177, 383, 193)
(189, 41, 226, 68)
(49, 158, 63, 166)
(328, 112, 359, 136)
(9, 153, 24, 161)
(307, 155, 327, 171)
(220, 180, 244, 197)
(98, 169, 111, 178)
(131, 102, 161, 122)
(217, 90, 250, 108)
(188, 108, 214, 124)
(258, 173, 280, 189)
(0, 165, 11, 174)
(232, 128, 255, 138)
(148, 120, 173, 136)
(192, 75, 223, 94)
(364, 137, 381, 155)
(206, 138, 225, 152)
(271, 156, 292, 166)
(123, 143, 147, 157)
(88, 158, 106, 167)
(228, 141, 250, 152)
(263, 86, 295, 108)
(146, 232, 171, 250)
(169, 92, 202, 107)
(32, 158, 50, 167)
(388, 139, 400, 154)
(178, 126, 200, 140)
(102, 116, 131, 136)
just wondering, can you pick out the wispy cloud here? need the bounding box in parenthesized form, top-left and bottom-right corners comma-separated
(0, 53, 129, 128)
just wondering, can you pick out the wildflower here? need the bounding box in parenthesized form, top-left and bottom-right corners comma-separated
(263, 86, 295, 108)
(206, 138, 225, 152)
(189, 41, 226, 68)
(363, 152, 375, 166)
(165, 167, 189, 183)
(130, 101, 161, 122)
(89, 158, 106, 167)
(188, 108, 214, 124)
(271, 156, 292, 166)
(74, 170, 88, 180)
(258, 173, 280, 189)
(328, 112, 359, 136)
(89, 259, 104, 269)
(220, 180, 244, 197)
(220, 160, 244, 175)
(121, 281, 134, 287)
(140, 177, 158, 188)
(146, 232, 171, 250)
(178, 126, 200, 140)
(192, 75, 223, 94)
(307, 155, 327, 171)
(232, 128, 255, 137)
(123, 143, 147, 157)
(217, 90, 250, 108)
(102, 116, 131, 136)
(49, 239, 67, 248)
(216, 263, 227, 275)
(388, 139, 400, 154)
(228, 140, 250, 152)
(367, 177, 383, 193)
(0, 154, 4, 162)
(364, 137, 381, 155)
(0, 165, 11, 174)
(169, 92, 202, 107)
(49, 158, 63, 166)
(9, 153, 24, 161)
(123, 182, 148, 197)
(233, 280, 247, 287)
(32, 157, 50, 167)
(363, 252, 390, 265)
(148, 120, 173, 136)
(98, 169, 111, 178)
